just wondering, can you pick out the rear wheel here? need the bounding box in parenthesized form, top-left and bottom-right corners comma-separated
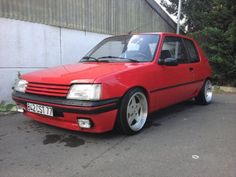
(195, 79, 213, 105)
(116, 88, 148, 135)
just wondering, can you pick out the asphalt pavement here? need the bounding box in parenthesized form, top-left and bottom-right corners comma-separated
(0, 94, 235, 177)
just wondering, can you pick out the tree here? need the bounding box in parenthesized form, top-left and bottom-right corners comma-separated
(161, 0, 236, 86)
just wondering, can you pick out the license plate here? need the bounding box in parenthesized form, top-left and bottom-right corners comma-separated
(27, 103, 53, 117)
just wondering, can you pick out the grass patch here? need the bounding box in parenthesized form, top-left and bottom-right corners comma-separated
(0, 102, 16, 112)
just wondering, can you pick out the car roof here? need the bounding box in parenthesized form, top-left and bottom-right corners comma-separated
(114, 32, 193, 41)
(108, 32, 194, 40)
(140, 32, 192, 39)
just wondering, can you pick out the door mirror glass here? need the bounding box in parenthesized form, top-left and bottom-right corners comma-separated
(159, 57, 178, 66)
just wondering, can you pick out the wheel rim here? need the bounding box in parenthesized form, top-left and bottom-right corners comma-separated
(126, 92, 148, 131)
(205, 80, 213, 103)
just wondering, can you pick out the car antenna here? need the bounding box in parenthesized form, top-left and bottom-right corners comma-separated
(127, 19, 160, 34)
(127, 13, 183, 34)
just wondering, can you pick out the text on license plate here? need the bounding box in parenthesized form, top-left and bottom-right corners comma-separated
(27, 103, 53, 117)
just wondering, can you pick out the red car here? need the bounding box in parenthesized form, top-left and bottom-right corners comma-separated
(12, 33, 213, 135)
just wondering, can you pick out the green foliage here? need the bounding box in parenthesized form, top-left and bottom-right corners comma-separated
(161, 0, 236, 86)
(0, 102, 16, 113)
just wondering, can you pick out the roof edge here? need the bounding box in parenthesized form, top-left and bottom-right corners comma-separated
(145, 0, 177, 31)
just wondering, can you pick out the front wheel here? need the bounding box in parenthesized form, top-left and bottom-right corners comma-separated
(195, 79, 213, 105)
(116, 88, 148, 135)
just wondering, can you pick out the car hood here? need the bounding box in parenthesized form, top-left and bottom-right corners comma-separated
(22, 62, 144, 85)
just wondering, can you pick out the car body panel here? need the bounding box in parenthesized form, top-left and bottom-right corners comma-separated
(22, 63, 145, 85)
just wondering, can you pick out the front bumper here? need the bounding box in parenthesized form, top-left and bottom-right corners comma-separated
(12, 91, 120, 133)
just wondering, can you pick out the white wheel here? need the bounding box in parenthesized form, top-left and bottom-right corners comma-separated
(116, 88, 148, 135)
(126, 92, 148, 131)
(195, 79, 213, 105)
(204, 80, 213, 103)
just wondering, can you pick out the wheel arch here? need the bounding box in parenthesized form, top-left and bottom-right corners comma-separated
(120, 86, 150, 109)
(206, 77, 212, 81)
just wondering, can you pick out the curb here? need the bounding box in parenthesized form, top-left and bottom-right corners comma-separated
(213, 86, 236, 93)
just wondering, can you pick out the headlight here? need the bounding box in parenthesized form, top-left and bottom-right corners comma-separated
(67, 84, 101, 100)
(14, 79, 28, 93)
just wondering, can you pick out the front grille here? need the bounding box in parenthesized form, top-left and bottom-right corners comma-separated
(26, 82, 70, 97)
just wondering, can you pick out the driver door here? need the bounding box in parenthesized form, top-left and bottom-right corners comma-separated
(154, 36, 195, 109)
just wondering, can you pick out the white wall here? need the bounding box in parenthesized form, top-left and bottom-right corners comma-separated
(0, 17, 109, 102)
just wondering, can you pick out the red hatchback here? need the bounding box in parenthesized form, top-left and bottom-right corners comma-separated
(12, 33, 213, 134)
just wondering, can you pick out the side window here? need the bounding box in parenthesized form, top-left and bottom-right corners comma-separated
(160, 36, 188, 64)
(184, 39, 200, 63)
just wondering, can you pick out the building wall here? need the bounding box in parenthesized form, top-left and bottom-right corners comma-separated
(0, 0, 176, 34)
(0, 17, 109, 102)
(0, 0, 176, 102)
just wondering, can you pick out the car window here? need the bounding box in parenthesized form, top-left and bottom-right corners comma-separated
(149, 43, 157, 56)
(85, 35, 160, 62)
(91, 41, 125, 58)
(160, 36, 188, 64)
(184, 39, 200, 63)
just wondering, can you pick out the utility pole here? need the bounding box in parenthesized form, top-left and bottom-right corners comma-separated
(175, 0, 182, 58)
(176, 0, 182, 34)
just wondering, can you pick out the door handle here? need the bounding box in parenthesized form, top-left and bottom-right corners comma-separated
(189, 67, 194, 71)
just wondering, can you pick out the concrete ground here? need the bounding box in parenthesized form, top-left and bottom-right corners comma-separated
(0, 94, 235, 177)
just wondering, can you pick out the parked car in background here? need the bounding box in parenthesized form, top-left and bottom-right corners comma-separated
(12, 32, 213, 135)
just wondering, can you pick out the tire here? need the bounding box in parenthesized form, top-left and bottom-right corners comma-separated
(195, 79, 213, 105)
(115, 88, 148, 135)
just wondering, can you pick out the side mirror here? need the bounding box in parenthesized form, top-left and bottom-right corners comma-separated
(158, 57, 178, 66)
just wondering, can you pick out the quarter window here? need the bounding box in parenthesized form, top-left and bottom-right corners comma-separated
(184, 39, 200, 63)
(160, 36, 188, 64)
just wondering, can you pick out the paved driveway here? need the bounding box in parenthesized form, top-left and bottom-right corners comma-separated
(0, 94, 235, 177)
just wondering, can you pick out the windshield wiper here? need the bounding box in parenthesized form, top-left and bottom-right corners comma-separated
(98, 56, 140, 62)
(123, 58, 140, 62)
(98, 56, 120, 59)
(81, 56, 99, 62)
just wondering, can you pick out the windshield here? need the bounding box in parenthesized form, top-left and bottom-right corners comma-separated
(81, 34, 160, 62)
